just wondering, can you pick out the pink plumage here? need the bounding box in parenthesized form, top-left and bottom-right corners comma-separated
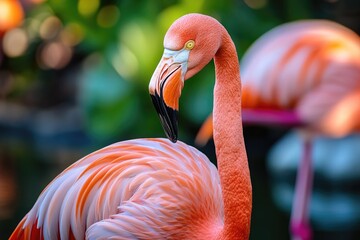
(11, 139, 223, 239)
(10, 13, 252, 240)
(241, 20, 360, 136)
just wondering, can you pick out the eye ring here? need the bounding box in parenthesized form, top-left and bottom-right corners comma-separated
(185, 40, 195, 50)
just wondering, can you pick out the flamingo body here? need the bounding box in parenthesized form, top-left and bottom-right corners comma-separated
(11, 14, 251, 240)
(11, 139, 223, 239)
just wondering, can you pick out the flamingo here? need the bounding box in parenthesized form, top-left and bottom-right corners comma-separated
(196, 20, 360, 240)
(10, 13, 252, 240)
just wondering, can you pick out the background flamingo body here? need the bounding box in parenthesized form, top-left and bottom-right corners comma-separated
(241, 19, 360, 240)
(241, 20, 360, 136)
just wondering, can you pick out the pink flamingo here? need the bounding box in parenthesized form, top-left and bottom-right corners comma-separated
(196, 20, 360, 240)
(10, 14, 252, 240)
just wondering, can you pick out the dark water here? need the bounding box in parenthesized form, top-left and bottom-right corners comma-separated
(1, 126, 360, 239)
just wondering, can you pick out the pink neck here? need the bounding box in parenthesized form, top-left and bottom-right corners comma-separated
(213, 30, 252, 239)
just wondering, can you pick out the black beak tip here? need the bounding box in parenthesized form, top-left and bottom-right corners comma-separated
(167, 134, 178, 143)
(150, 93, 179, 143)
(162, 121, 178, 143)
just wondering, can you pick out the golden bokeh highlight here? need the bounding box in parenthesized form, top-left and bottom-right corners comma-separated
(39, 16, 62, 40)
(2, 28, 29, 57)
(78, 0, 100, 17)
(0, 0, 24, 33)
(97, 5, 120, 28)
(60, 23, 85, 47)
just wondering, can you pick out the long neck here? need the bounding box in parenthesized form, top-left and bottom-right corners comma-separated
(213, 30, 252, 239)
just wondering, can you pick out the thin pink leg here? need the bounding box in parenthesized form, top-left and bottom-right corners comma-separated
(290, 138, 313, 240)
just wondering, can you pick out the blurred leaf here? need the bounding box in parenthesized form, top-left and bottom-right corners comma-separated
(79, 54, 139, 141)
(48, 0, 119, 51)
(112, 19, 163, 83)
(182, 64, 215, 124)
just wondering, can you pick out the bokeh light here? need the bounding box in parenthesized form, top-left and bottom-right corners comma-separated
(97, 5, 120, 28)
(0, 0, 24, 34)
(112, 44, 139, 80)
(78, 0, 100, 17)
(39, 16, 62, 40)
(38, 41, 72, 69)
(60, 23, 84, 47)
(2, 28, 29, 57)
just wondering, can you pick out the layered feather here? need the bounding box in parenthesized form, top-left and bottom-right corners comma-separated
(10, 138, 223, 240)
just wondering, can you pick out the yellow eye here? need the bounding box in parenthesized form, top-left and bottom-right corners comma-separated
(185, 40, 195, 50)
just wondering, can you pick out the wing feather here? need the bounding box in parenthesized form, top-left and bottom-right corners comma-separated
(10, 138, 222, 240)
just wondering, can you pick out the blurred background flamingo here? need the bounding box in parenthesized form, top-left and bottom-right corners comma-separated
(196, 19, 360, 240)
(241, 20, 360, 240)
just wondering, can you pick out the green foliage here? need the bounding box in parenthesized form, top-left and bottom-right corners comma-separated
(78, 54, 139, 141)
(1, 0, 316, 142)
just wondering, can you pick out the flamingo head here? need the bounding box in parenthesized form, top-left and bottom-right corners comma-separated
(149, 13, 223, 142)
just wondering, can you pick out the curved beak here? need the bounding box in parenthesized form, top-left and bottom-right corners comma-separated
(149, 48, 189, 142)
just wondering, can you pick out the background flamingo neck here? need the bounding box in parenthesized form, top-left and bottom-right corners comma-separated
(213, 31, 252, 239)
